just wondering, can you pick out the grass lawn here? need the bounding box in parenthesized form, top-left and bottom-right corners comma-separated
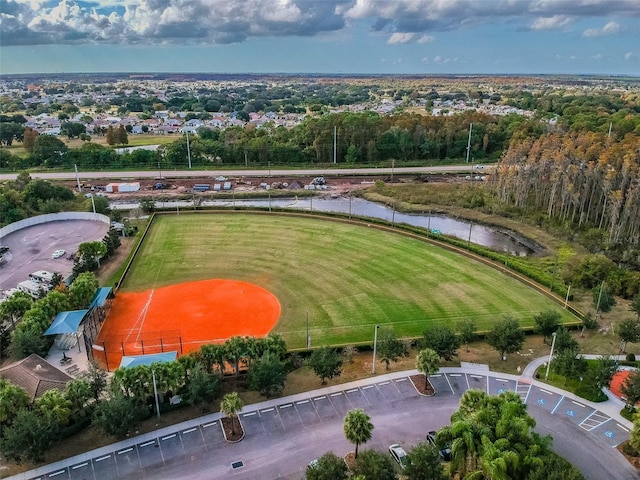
(119, 212, 577, 349)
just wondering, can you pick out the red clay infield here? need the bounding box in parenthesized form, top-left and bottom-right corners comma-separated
(93, 279, 280, 370)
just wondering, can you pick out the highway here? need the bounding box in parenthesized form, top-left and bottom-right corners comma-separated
(0, 164, 488, 182)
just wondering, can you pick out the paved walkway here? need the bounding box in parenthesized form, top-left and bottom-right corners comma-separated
(6, 354, 635, 480)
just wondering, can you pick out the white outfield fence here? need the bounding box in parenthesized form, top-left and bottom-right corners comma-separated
(0, 212, 111, 238)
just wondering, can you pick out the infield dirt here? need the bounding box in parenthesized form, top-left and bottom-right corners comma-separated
(94, 278, 280, 370)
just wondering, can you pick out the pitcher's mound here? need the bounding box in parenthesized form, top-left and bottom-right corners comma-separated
(95, 279, 281, 368)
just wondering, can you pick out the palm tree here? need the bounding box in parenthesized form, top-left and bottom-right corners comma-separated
(343, 408, 374, 459)
(35, 389, 72, 427)
(416, 348, 439, 393)
(220, 392, 243, 436)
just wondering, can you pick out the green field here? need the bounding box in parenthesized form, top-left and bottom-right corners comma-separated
(121, 213, 576, 349)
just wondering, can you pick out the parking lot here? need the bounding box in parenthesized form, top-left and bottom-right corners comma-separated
(21, 371, 633, 480)
(0, 219, 109, 292)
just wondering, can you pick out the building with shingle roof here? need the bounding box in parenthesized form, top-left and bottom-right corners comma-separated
(0, 354, 72, 402)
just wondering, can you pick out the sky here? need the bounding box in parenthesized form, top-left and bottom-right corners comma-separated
(1, 0, 639, 76)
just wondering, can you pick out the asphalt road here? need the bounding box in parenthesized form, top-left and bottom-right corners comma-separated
(0, 165, 489, 182)
(13, 370, 636, 480)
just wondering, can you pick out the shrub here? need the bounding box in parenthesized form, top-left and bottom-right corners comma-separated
(627, 353, 636, 362)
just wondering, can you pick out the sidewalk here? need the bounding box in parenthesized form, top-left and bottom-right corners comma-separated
(520, 354, 631, 427)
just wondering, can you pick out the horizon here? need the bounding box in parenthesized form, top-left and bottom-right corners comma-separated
(1, 0, 639, 76)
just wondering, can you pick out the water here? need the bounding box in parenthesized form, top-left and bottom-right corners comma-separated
(113, 196, 536, 256)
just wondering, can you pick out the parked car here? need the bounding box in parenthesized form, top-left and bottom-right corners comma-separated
(427, 431, 452, 461)
(52, 249, 66, 259)
(389, 444, 408, 469)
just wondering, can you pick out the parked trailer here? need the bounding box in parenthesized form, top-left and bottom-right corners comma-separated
(193, 184, 210, 192)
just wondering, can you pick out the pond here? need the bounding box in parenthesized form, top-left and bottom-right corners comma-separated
(112, 196, 537, 256)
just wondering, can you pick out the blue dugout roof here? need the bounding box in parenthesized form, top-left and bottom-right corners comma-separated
(119, 351, 178, 369)
(89, 287, 112, 309)
(44, 310, 89, 335)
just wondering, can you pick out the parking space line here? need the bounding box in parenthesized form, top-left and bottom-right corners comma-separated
(618, 424, 630, 432)
(297, 400, 309, 404)
(496, 378, 508, 382)
(314, 395, 326, 400)
(550, 396, 564, 414)
(261, 408, 274, 413)
(444, 374, 455, 395)
(540, 388, 553, 395)
(378, 381, 390, 386)
(449, 373, 461, 377)
(139, 441, 156, 448)
(242, 412, 256, 417)
(183, 427, 197, 434)
(346, 388, 358, 394)
(470, 375, 483, 379)
(572, 400, 585, 408)
(49, 470, 66, 477)
(95, 455, 111, 462)
(280, 403, 292, 408)
(362, 385, 373, 390)
(395, 378, 407, 382)
(203, 421, 218, 427)
(162, 434, 176, 441)
(330, 392, 343, 397)
(72, 463, 88, 469)
(118, 448, 133, 454)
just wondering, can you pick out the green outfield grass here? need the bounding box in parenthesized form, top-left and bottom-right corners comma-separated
(120, 213, 577, 349)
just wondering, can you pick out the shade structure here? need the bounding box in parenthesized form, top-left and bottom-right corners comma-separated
(119, 351, 178, 369)
(44, 310, 89, 336)
(89, 287, 112, 309)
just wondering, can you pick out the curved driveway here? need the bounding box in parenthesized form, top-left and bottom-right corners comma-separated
(11, 366, 636, 480)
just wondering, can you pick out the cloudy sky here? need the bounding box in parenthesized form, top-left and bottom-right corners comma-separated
(1, 0, 639, 75)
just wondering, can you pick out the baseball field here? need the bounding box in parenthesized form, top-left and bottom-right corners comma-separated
(95, 212, 576, 360)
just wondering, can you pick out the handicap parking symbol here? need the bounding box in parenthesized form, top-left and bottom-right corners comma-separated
(537, 398, 546, 405)
(604, 431, 616, 439)
(566, 410, 576, 417)
(498, 388, 505, 394)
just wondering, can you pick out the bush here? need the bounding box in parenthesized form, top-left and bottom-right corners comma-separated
(574, 384, 608, 402)
(626, 353, 636, 362)
(620, 406, 636, 422)
(622, 441, 640, 457)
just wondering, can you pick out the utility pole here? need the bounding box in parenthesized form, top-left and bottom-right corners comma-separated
(186, 130, 192, 169)
(371, 325, 380, 374)
(306, 311, 310, 351)
(333, 126, 337, 164)
(74, 164, 82, 192)
(465, 122, 473, 164)
(544, 332, 557, 381)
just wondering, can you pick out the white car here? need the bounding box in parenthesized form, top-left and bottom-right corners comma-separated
(215, 176, 228, 181)
(52, 249, 66, 259)
(389, 444, 408, 469)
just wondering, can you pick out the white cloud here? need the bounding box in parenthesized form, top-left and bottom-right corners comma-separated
(529, 15, 572, 31)
(388, 32, 416, 44)
(583, 21, 622, 37)
(417, 34, 435, 43)
(2, 0, 639, 47)
(625, 52, 639, 61)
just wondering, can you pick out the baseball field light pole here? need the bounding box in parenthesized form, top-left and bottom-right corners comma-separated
(371, 324, 380, 374)
(544, 331, 557, 381)
(152, 369, 161, 419)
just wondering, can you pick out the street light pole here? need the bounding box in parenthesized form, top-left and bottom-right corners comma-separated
(371, 325, 380, 374)
(544, 332, 557, 381)
(152, 369, 161, 418)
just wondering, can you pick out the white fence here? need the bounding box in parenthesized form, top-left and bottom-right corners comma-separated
(0, 212, 110, 238)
